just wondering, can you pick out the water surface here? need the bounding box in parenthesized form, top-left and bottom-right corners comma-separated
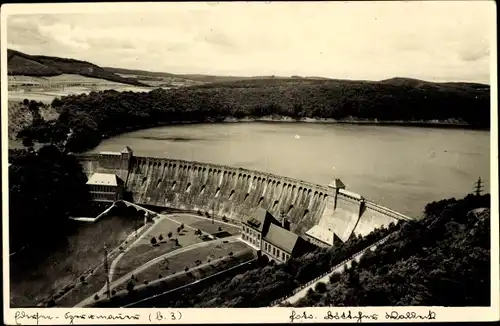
(89, 122, 491, 218)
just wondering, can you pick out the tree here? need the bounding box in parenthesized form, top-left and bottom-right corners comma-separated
(22, 137, 34, 147)
(180, 223, 185, 230)
(94, 294, 99, 301)
(229, 252, 233, 256)
(150, 237, 157, 246)
(185, 267, 189, 272)
(159, 234, 164, 241)
(315, 282, 327, 293)
(175, 239, 179, 246)
(177, 227, 181, 233)
(218, 226, 222, 232)
(126, 281, 134, 293)
(168, 231, 172, 238)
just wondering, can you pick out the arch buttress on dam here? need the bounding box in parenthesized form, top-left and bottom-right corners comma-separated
(76, 148, 413, 242)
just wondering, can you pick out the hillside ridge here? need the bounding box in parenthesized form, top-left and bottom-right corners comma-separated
(7, 49, 148, 87)
(8, 49, 489, 87)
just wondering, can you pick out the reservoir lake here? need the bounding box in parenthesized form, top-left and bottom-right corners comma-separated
(89, 122, 491, 218)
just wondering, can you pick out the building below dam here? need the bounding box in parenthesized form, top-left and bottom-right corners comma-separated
(75, 146, 414, 245)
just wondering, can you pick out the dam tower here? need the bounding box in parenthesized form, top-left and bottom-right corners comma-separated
(120, 146, 133, 183)
(328, 178, 346, 210)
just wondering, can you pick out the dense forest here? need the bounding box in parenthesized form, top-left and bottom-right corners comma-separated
(126, 194, 490, 308)
(16, 78, 490, 153)
(8, 145, 89, 254)
(290, 194, 491, 307)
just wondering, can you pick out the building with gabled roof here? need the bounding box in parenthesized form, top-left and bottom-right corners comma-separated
(241, 208, 315, 263)
(87, 173, 124, 202)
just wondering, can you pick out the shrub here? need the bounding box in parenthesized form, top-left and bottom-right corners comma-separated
(150, 237, 157, 245)
(22, 137, 34, 147)
(126, 281, 134, 293)
(111, 289, 116, 296)
(158, 274, 162, 279)
(315, 282, 327, 293)
(229, 252, 233, 256)
(218, 226, 222, 231)
(168, 232, 172, 238)
(144, 280, 149, 285)
(80, 276, 85, 283)
(185, 267, 189, 272)
(94, 294, 99, 301)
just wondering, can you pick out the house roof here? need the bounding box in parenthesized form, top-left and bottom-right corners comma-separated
(244, 207, 274, 233)
(305, 225, 335, 246)
(264, 223, 300, 254)
(329, 178, 346, 189)
(86, 173, 121, 186)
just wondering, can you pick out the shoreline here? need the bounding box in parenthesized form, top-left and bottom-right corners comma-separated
(141, 116, 489, 131)
(7, 115, 488, 157)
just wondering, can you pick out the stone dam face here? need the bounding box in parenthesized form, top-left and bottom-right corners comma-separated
(76, 152, 413, 241)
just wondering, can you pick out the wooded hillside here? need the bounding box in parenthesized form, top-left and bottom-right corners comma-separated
(16, 77, 490, 154)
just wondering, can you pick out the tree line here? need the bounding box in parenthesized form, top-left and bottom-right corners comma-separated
(17, 78, 490, 153)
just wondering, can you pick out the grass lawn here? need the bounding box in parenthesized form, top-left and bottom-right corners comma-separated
(111, 217, 203, 280)
(91, 249, 256, 307)
(9, 215, 141, 307)
(169, 215, 241, 236)
(130, 241, 251, 286)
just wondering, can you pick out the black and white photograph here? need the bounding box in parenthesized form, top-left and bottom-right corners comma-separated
(2, 1, 498, 323)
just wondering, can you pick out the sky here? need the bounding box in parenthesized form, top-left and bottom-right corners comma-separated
(4, 1, 495, 83)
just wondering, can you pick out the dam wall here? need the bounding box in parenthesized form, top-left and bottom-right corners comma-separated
(75, 150, 413, 240)
(124, 156, 330, 234)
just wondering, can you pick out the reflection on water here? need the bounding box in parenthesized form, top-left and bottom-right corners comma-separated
(89, 122, 490, 218)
